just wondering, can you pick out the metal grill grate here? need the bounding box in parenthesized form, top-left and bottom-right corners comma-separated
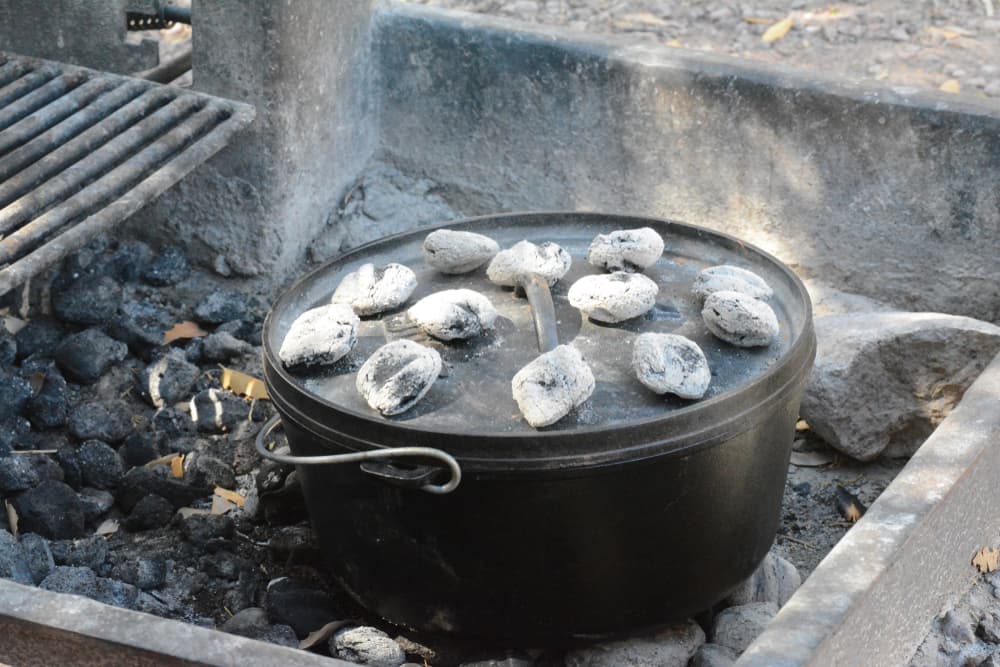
(0, 52, 254, 295)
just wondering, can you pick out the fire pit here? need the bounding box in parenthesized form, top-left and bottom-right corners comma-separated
(259, 212, 815, 641)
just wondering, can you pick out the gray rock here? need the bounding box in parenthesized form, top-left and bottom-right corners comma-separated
(978, 611, 1000, 644)
(39, 565, 98, 598)
(68, 400, 133, 443)
(77, 440, 124, 489)
(568, 272, 659, 323)
(14, 317, 65, 362)
(356, 340, 442, 416)
(220, 607, 298, 647)
(194, 290, 255, 325)
(0, 454, 42, 493)
(140, 350, 200, 408)
(107, 301, 173, 358)
(710, 601, 778, 654)
(422, 229, 500, 274)
(565, 619, 705, 667)
(24, 367, 69, 429)
(702, 291, 779, 348)
(19, 533, 54, 583)
(52, 275, 122, 326)
(112, 556, 167, 591)
(330, 626, 407, 667)
(124, 493, 175, 531)
(724, 552, 801, 607)
(332, 262, 418, 316)
(143, 245, 190, 286)
(800, 312, 1000, 460)
(407, 289, 498, 341)
(77, 487, 115, 523)
(201, 331, 254, 362)
(632, 333, 711, 399)
(55, 329, 128, 384)
(50, 535, 108, 569)
(587, 227, 664, 272)
(95, 576, 139, 609)
(190, 454, 236, 490)
(693, 265, 773, 301)
(11, 480, 86, 539)
(180, 513, 234, 549)
(189, 388, 251, 433)
(689, 643, 738, 667)
(265, 577, 342, 637)
(116, 467, 212, 512)
(0, 328, 16, 366)
(940, 609, 975, 643)
(278, 304, 359, 368)
(120, 432, 167, 467)
(103, 240, 153, 283)
(486, 240, 571, 287)
(0, 529, 33, 584)
(0, 369, 31, 422)
(511, 345, 595, 428)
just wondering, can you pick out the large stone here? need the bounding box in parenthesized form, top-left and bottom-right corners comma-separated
(11, 480, 87, 539)
(51, 275, 122, 326)
(801, 312, 1000, 460)
(139, 350, 201, 408)
(55, 329, 128, 384)
(67, 400, 134, 443)
(330, 626, 407, 667)
(724, 552, 801, 608)
(710, 602, 778, 654)
(0, 529, 33, 585)
(689, 643, 738, 667)
(0, 369, 31, 422)
(565, 619, 705, 667)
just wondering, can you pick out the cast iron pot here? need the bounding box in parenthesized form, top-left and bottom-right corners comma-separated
(258, 212, 815, 642)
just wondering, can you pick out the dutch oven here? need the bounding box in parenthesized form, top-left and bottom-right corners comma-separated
(257, 212, 815, 641)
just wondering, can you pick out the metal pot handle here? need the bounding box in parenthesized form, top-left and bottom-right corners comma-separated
(254, 415, 462, 494)
(521, 272, 559, 353)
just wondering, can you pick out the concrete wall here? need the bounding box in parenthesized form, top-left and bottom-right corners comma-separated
(0, 0, 157, 73)
(130, 0, 379, 280)
(372, 5, 1000, 321)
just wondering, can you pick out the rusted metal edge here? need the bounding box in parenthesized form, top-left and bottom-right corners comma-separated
(0, 579, 351, 666)
(0, 100, 254, 295)
(739, 350, 1000, 667)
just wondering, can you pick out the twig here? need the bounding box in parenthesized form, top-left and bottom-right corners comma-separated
(11, 449, 58, 455)
(778, 534, 817, 549)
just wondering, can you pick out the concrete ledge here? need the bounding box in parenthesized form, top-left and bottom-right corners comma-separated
(373, 3, 1000, 321)
(0, 579, 346, 666)
(740, 350, 1000, 666)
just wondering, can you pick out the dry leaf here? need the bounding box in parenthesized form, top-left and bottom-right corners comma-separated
(790, 450, 834, 467)
(762, 16, 793, 43)
(171, 454, 185, 479)
(5, 501, 18, 539)
(299, 620, 357, 651)
(743, 16, 774, 25)
(2, 314, 27, 335)
(95, 519, 119, 536)
(145, 453, 181, 469)
(939, 79, 961, 94)
(163, 320, 208, 345)
(973, 547, 1000, 574)
(221, 367, 269, 401)
(214, 487, 246, 508)
(835, 486, 866, 523)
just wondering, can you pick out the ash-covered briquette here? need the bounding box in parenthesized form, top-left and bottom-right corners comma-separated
(356, 340, 442, 416)
(693, 265, 774, 301)
(278, 304, 359, 369)
(407, 289, 499, 341)
(632, 333, 712, 399)
(486, 240, 572, 287)
(331, 262, 417, 316)
(511, 345, 595, 428)
(587, 227, 665, 272)
(702, 290, 779, 347)
(422, 229, 500, 274)
(567, 271, 659, 323)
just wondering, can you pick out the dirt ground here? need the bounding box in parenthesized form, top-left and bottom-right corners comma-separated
(404, 0, 1000, 100)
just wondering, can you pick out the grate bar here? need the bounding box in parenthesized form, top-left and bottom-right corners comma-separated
(0, 105, 223, 265)
(0, 72, 88, 132)
(0, 52, 254, 295)
(0, 77, 119, 156)
(0, 94, 201, 229)
(0, 80, 155, 183)
(0, 67, 59, 108)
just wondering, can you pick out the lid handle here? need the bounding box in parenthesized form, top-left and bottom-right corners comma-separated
(520, 272, 559, 353)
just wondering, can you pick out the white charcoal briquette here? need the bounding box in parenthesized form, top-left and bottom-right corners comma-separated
(356, 340, 442, 416)
(278, 304, 359, 369)
(511, 345, 595, 428)
(692, 265, 773, 301)
(567, 272, 659, 323)
(407, 289, 499, 341)
(486, 240, 571, 287)
(632, 333, 711, 399)
(702, 290, 779, 347)
(422, 229, 500, 274)
(331, 263, 417, 316)
(587, 227, 664, 272)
